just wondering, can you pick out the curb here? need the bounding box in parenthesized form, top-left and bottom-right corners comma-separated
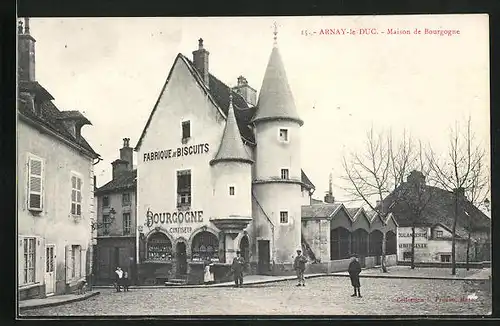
(90, 273, 490, 290)
(19, 291, 101, 311)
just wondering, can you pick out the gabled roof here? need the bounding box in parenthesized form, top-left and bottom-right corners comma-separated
(135, 54, 256, 151)
(18, 86, 98, 158)
(210, 93, 254, 166)
(301, 170, 315, 190)
(311, 198, 324, 205)
(251, 45, 303, 125)
(302, 202, 342, 219)
(95, 169, 137, 194)
(380, 180, 490, 236)
(57, 110, 92, 125)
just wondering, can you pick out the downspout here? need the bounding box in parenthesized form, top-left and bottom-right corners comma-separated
(252, 191, 275, 266)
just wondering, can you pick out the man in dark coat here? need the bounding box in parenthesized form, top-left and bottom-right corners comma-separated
(231, 251, 245, 287)
(293, 249, 307, 287)
(348, 255, 362, 297)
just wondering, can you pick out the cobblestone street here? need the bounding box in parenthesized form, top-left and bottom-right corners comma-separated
(20, 276, 491, 316)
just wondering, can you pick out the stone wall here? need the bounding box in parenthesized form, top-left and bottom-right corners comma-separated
(18, 284, 45, 301)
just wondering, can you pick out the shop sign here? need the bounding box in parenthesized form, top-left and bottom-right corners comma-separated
(399, 243, 427, 248)
(146, 209, 203, 228)
(143, 143, 210, 162)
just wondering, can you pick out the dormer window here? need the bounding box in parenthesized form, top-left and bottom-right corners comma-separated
(182, 121, 191, 141)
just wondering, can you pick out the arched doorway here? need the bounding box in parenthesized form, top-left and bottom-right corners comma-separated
(191, 231, 219, 262)
(369, 230, 384, 256)
(330, 227, 350, 260)
(240, 235, 250, 272)
(147, 232, 172, 261)
(386, 231, 397, 255)
(176, 242, 187, 276)
(351, 229, 369, 257)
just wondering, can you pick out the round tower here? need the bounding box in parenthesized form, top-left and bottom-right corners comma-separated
(252, 25, 304, 267)
(210, 90, 254, 263)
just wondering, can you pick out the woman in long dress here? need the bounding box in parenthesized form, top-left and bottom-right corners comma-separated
(204, 261, 215, 285)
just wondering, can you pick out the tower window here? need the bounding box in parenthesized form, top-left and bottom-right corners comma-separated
(279, 128, 289, 142)
(182, 121, 191, 140)
(177, 170, 191, 207)
(280, 211, 289, 224)
(229, 186, 235, 196)
(281, 169, 289, 180)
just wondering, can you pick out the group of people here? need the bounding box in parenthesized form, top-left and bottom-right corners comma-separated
(114, 266, 130, 292)
(204, 250, 246, 287)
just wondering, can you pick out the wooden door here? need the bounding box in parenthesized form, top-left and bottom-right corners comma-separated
(44, 245, 55, 296)
(257, 240, 270, 275)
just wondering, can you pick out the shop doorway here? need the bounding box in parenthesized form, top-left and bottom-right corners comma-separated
(257, 240, 270, 275)
(176, 242, 187, 277)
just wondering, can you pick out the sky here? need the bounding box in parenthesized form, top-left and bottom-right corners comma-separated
(24, 15, 490, 205)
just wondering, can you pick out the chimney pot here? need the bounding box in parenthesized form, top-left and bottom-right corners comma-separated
(24, 18, 30, 34)
(123, 138, 130, 148)
(18, 20, 23, 34)
(198, 38, 204, 49)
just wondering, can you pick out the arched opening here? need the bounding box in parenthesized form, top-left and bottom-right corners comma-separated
(147, 232, 172, 261)
(351, 229, 369, 257)
(386, 231, 397, 255)
(330, 227, 350, 260)
(240, 235, 250, 272)
(191, 231, 219, 262)
(369, 230, 384, 256)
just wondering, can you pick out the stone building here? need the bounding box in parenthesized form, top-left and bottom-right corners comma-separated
(94, 138, 137, 284)
(380, 170, 491, 264)
(134, 33, 317, 285)
(17, 19, 100, 299)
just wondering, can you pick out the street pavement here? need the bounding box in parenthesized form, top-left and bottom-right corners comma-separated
(19, 276, 491, 316)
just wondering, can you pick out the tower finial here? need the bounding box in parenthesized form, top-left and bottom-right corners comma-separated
(273, 21, 278, 46)
(228, 87, 233, 106)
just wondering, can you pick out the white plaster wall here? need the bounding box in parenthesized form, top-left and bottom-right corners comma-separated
(212, 162, 252, 219)
(18, 120, 94, 288)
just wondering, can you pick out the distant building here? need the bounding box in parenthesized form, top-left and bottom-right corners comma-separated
(17, 18, 100, 300)
(94, 139, 137, 284)
(380, 170, 491, 263)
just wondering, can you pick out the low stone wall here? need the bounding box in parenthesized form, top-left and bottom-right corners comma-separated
(18, 284, 45, 301)
(397, 260, 490, 269)
(270, 263, 296, 276)
(386, 254, 397, 266)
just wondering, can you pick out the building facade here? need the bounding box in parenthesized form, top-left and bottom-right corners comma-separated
(134, 36, 316, 285)
(381, 170, 491, 264)
(17, 19, 100, 300)
(94, 139, 137, 285)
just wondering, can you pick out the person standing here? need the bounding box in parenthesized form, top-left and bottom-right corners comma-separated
(204, 261, 215, 285)
(123, 270, 130, 292)
(348, 255, 362, 298)
(293, 249, 307, 287)
(231, 251, 245, 287)
(114, 267, 124, 292)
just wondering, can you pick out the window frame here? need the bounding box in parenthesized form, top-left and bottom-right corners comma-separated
(229, 185, 235, 196)
(102, 214, 110, 235)
(181, 120, 191, 142)
(27, 154, 44, 212)
(70, 172, 83, 217)
(71, 245, 81, 279)
(279, 211, 289, 224)
(278, 127, 290, 143)
(123, 213, 131, 235)
(280, 168, 290, 180)
(403, 251, 412, 261)
(436, 230, 443, 238)
(122, 193, 131, 206)
(440, 254, 451, 262)
(22, 237, 36, 285)
(176, 169, 192, 208)
(102, 196, 110, 207)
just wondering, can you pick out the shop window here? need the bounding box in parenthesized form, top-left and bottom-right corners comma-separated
(22, 238, 36, 284)
(122, 193, 131, 206)
(177, 170, 191, 207)
(147, 232, 172, 261)
(403, 252, 412, 260)
(280, 211, 289, 224)
(192, 231, 219, 262)
(123, 213, 131, 235)
(182, 121, 191, 140)
(281, 169, 289, 180)
(441, 254, 451, 262)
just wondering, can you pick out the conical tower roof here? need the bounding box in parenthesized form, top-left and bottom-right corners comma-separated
(252, 42, 303, 126)
(210, 91, 254, 166)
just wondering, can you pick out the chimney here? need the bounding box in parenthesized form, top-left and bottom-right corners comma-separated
(232, 76, 257, 106)
(18, 18, 36, 82)
(192, 38, 210, 87)
(324, 172, 335, 203)
(407, 170, 426, 185)
(112, 159, 129, 180)
(119, 138, 133, 171)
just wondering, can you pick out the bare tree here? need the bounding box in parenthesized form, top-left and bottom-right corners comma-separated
(341, 127, 417, 273)
(427, 117, 487, 275)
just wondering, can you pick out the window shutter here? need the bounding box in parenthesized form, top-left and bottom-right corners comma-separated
(28, 157, 43, 210)
(80, 247, 86, 280)
(65, 245, 72, 283)
(18, 238, 25, 284)
(37, 237, 44, 283)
